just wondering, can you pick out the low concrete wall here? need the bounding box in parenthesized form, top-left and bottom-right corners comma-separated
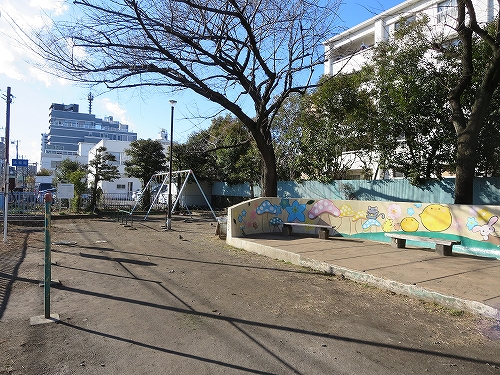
(227, 197, 500, 259)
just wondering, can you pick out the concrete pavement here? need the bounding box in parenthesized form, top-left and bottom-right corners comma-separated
(228, 233, 500, 319)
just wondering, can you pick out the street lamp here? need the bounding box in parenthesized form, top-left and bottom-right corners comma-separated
(166, 100, 177, 230)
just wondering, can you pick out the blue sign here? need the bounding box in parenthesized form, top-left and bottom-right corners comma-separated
(12, 159, 29, 167)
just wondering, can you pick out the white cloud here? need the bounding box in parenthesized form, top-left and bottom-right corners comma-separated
(101, 98, 135, 128)
(28, 66, 53, 86)
(29, 0, 69, 16)
(0, 40, 26, 80)
(0, 0, 65, 84)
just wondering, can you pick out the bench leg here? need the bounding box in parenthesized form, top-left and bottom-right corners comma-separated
(282, 224, 292, 236)
(318, 228, 329, 240)
(391, 238, 406, 248)
(435, 244, 452, 256)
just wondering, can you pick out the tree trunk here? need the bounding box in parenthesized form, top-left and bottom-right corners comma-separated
(450, 1, 500, 203)
(261, 148, 278, 197)
(91, 177, 99, 210)
(251, 122, 278, 197)
(454, 127, 478, 204)
(452, 72, 499, 204)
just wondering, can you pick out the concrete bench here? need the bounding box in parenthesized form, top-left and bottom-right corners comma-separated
(385, 233, 461, 256)
(282, 222, 335, 239)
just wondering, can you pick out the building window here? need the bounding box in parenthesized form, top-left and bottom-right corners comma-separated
(117, 184, 126, 189)
(437, 0, 458, 23)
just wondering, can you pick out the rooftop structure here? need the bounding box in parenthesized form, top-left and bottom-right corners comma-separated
(40, 103, 138, 171)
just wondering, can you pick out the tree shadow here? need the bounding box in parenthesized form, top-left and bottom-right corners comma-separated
(0, 231, 30, 319)
(78, 252, 157, 266)
(51, 283, 500, 370)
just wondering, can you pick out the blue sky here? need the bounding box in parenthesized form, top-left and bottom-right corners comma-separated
(0, 0, 403, 167)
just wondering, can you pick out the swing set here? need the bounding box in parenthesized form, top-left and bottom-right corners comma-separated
(131, 169, 217, 221)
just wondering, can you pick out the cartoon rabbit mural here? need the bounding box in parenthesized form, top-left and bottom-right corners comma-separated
(472, 216, 498, 241)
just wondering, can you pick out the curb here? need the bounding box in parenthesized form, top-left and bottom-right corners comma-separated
(230, 237, 500, 320)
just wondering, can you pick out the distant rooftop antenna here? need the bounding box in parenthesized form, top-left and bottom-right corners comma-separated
(87, 92, 94, 114)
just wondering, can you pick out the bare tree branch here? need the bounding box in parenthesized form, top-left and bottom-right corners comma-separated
(13, 0, 342, 196)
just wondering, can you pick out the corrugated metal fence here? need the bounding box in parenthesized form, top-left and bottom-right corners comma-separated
(212, 178, 500, 205)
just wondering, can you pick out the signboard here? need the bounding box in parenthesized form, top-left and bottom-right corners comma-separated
(57, 183, 74, 199)
(12, 159, 28, 167)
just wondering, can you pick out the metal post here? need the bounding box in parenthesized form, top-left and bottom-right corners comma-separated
(3, 87, 12, 243)
(167, 100, 177, 230)
(44, 192, 53, 319)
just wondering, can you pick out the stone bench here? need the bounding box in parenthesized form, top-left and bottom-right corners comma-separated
(385, 233, 461, 256)
(282, 223, 335, 239)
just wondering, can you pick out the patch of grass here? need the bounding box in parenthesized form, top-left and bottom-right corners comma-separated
(449, 309, 465, 317)
(421, 301, 467, 317)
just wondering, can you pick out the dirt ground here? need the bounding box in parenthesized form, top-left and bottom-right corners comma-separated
(0, 214, 499, 375)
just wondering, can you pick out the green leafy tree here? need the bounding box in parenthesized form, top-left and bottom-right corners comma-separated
(209, 115, 261, 187)
(364, 15, 457, 185)
(36, 168, 52, 176)
(271, 93, 304, 181)
(363, 12, 500, 190)
(272, 74, 375, 183)
(173, 130, 217, 181)
(54, 159, 88, 211)
(300, 73, 376, 182)
(54, 159, 85, 183)
(466, 22, 500, 177)
(124, 139, 167, 209)
(124, 139, 168, 184)
(174, 115, 261, 189)
(88, 146, 120, 210)
(476, 90, 500, 176)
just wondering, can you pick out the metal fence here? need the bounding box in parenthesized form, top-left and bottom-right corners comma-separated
(212, 177, 500, 205)
(0, 191, 42, 213)
(0, 192, 93, 216)
(98, 193, 137, 211)
(97, 193, 172, 212)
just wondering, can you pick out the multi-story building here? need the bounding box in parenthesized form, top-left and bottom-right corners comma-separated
(40, 103, 138, 171)
(87, 139, 142, 196)
(323, 0, 496, 77)
(322, 0, 498, 179)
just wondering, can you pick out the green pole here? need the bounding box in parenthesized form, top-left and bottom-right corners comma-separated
(44, 192, 53, 319)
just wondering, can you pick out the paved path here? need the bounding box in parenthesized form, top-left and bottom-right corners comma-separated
(230, 234, 500, 319)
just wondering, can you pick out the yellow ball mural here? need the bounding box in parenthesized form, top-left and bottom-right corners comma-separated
(400, 217, 419, 232)
(419, 204, 452, 232)
(382, 219, 394, 232)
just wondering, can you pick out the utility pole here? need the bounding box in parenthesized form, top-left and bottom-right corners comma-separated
(3, 87, 12, 242)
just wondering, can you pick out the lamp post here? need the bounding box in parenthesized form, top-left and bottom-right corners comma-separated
(166, 100, 177, 230)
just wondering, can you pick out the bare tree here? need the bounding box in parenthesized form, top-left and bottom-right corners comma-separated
(21, 0, 341, 197)
(449, 0, 500, 203)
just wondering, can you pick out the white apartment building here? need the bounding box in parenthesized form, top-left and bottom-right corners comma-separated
(322, 0, 498, 179)
(87, 131, 172, 196)
(324, 0, 496, 77)
(87, 139, 143, 196)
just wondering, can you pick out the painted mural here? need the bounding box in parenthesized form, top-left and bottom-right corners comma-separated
(228, 198, 500, 258)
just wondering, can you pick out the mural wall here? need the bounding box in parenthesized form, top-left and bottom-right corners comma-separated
(227, 198, 500, 259)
